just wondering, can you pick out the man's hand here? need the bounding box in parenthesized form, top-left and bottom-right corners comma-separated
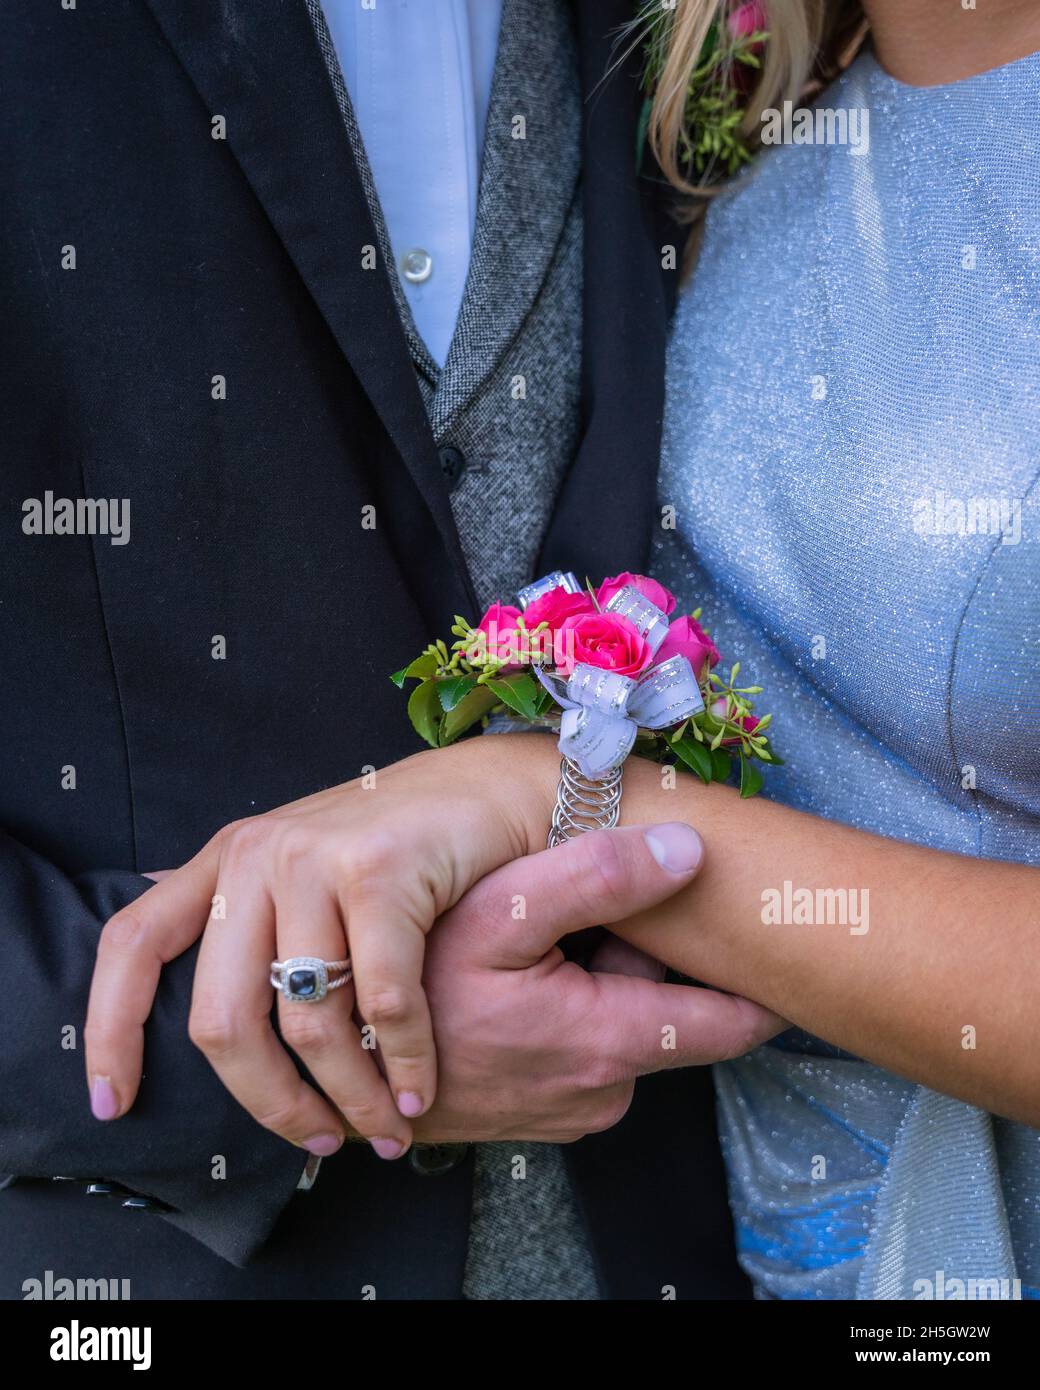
(403, 823, 783, 1144)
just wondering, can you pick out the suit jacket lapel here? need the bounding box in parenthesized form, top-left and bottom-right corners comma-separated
(304, 0, 442, 391)
(142, 0, 476, 612)
(539, 0, 678, 583)
(431, 0, 581, 433)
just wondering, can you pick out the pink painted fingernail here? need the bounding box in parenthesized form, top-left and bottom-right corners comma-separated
(371, 1138, 404, 1160)
(302, 1133, 343, 1156)
(397, 1091, 424, 1118)
(90, 1077, 119, 1121)
(644, 822, 704, 874)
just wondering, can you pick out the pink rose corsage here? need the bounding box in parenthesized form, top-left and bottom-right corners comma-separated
(392, 570, 777, 799)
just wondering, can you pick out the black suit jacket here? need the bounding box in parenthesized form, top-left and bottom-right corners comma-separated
(0, 0, 748, 1299)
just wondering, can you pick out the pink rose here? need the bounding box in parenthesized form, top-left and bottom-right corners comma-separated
(596, 572, 677, 616)
(656, 615, 721, 678)
(523, 585, 596, 631)
(728, 1, 768, 40)
(555, 611, 653, 678)
(476, 603, 522, 666)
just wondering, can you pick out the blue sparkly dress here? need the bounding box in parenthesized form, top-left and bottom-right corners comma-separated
(653, 46, 1040, 1299)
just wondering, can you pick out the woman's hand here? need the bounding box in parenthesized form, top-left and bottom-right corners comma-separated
(84, 735, 557, 1158)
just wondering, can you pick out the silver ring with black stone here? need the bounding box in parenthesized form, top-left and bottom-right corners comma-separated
(269, 956, 352, 1003)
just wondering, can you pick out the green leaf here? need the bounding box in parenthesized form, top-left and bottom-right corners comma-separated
(673, 736, 713, 784)
(435, 673, 478, 713)
(391, 652, 439, 687)
(407, 680, 444, 749)
(532, 682, 557, 717)
(486, 672, 541, 721)
(440, 684, 499, 744)
(710, 748, 732, 782)
(739, 758, 764, 799)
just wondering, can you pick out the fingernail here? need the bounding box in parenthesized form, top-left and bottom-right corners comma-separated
(397, 1091, 424, 1118)
(90, 1076, 120, 1121)
(370, 1137, 405, 1161)
(644, 822, 703, 874)
(302, 1133, 343, 1156)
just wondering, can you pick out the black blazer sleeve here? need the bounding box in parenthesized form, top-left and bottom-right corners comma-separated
(0, 830, 305, 1266)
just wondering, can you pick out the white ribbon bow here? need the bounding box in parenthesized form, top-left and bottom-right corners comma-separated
(524, 580, 705, 779)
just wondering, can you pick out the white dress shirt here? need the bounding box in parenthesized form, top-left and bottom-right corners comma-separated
(320, 0, 503, 367)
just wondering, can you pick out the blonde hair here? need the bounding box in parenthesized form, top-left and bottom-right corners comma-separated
(644, 0, 868, 204)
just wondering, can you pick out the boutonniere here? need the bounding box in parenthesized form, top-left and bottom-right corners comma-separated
(393, 570, 778, 845)
(635, 1, 770, 180)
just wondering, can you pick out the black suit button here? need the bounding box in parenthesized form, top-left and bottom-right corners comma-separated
(121, 1195, 168, 1213)
(85, 1181, 131, 1200)
(84, 1181, 168, 1212)
(438, 446, 467, 490)
(409, 1143, 470, 1177)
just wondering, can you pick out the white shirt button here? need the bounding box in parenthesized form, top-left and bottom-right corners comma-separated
(401, 248, 433, 284)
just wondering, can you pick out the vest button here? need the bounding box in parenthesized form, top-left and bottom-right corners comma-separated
(409, 1143, 470, 1177)
(438, 446, 467, 490)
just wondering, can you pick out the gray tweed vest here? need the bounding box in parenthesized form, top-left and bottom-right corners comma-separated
(307, 0, 599, 1299)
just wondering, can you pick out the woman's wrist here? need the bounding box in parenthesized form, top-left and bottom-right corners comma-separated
(495, 731, 563, 857)
(610, 753, 759, 988)
(445, 729, 562, 860)
(464, 735, 765, 999)
(486, 736, 731, 869)
(615, 750, 721, 837)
